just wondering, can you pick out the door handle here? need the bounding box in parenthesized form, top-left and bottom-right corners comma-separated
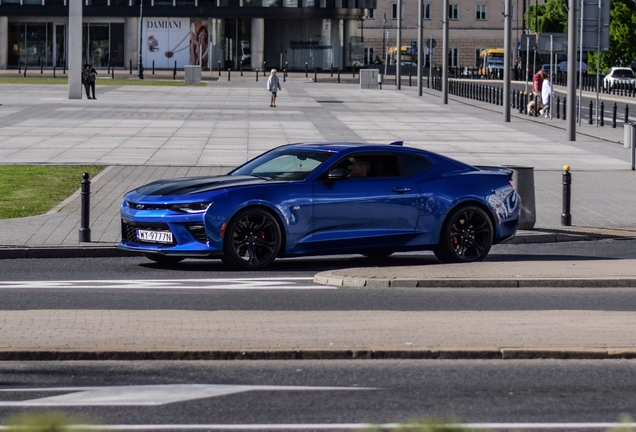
(392, 186, 411, 194)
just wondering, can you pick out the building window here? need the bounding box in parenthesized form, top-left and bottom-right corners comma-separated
(475, 4, 487, 20)
(448, 4, 459, 20)
(368, 8, 375, 19)
(448, 47, 458, 67)
(423, 3, 431, 20)
(502, 3, 516, 20)
(391, 2, 404, 19)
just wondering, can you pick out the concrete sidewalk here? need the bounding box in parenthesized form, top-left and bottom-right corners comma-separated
(2, 78, 636, 255)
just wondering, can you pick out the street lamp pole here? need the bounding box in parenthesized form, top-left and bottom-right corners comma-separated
(382, 13, 386, 62)
(138, 0, 144, 79)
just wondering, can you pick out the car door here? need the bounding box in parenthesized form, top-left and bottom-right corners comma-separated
(310, 152, 420, 252)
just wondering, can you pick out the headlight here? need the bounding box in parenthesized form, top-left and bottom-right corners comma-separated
(171, 203, 212, 214)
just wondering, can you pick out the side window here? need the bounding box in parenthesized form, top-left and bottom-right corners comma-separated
(399, 154, 433, 175)
(331, 154, 401, 178)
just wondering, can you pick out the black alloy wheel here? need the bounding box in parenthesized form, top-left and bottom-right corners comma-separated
(434, 205, 493, 263)
(144, 253, 185, 265)
(223, 208, 282, 270)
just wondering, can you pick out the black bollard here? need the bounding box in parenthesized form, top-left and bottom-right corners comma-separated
(111, 67, 114, 79)
(18, 61, 21, 74)
(612, 102, 617, 128)
(519, 92, 524, 114)
(263, 67, 266, 77)
(563, 97, 567, 121)
(600, 101, 604, 126)
(283, 69, 286, 82)
(173, 61, 177, 80)
(63, 62, 66, 75)
(107, 61, 110, 74)
(589, 100, 593, 125)
(130, 59, 132, 74)
(314, 69, 317, 82)
(305, 62, 308, 77)
(152, 60, 155, 75)
(40, 58, 43, 74)
(53, 66, 56, 79)
(556, 96, 560, 119)
(331, 64, 333, 77)
(228, 68, 230, 81)
(409, 73, 412, 87)
(218, 61, 221, 76)
(256, 69, 259, 82)
(240, 61, 243, 76)
(337, 70, 340, 83)
(561, 165, 572, 226)
(23, 64, 27, 78)
(79, 173, 91, 242)
(625, 104, 630, 125)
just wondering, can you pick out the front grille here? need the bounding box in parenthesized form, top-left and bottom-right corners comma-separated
(186, 224, 207, 244)
(121, 221, 176, 246)
(127, 201, 173, 211)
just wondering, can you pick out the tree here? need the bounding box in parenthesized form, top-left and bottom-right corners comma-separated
(587, 0, 636, 73)
(526, 0, 568, 33)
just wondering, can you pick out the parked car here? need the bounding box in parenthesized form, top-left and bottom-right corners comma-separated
(119, 142, 521, 269)
(557, 61, 588, 76)
(541, 64, 563, 75)
(603, 67, 636, 90)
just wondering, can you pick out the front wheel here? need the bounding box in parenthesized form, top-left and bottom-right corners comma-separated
(434, 205, 493, 263)
(223, 208, 282, 270)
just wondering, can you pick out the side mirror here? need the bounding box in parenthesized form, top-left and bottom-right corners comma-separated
(323, 168, 350, 184)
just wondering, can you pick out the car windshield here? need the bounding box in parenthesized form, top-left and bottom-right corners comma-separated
(231, 148, 334, 180)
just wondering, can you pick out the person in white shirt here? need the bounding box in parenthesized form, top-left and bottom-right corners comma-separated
(540, 75, 555, 118)
(267, 69, 281, 107)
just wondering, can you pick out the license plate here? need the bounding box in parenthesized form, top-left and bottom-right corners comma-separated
(136, 229, 173, 244)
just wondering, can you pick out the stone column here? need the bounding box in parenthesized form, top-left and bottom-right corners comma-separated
(125, 17, 139, 71)
(343, 19, 357, 69)
(0, 17, 8, 69)
(251, 18, 264, 71)
(68, 0, 83, 99)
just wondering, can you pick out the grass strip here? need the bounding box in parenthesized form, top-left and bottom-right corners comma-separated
(0, 77, 207, 86)
(0, 165, 104, 219)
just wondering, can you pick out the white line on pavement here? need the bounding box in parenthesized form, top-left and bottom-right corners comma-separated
(1, 423, 635, 430)
(0, 278, 337, 290)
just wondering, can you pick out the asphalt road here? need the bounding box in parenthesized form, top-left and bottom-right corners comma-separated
(1, 239, 636, 311)
(1, 360, 636, 430)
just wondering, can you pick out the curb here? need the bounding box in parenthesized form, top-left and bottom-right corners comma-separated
(313, 273, 636, 288)
(0, 231, 601, 260)
(0, 246, 139, 259)
(0, 348, 635, 361)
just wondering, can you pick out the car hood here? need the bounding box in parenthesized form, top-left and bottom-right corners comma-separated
(135, 175, 270, 196)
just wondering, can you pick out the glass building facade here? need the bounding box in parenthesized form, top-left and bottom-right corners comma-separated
(0, 0, 374, 70)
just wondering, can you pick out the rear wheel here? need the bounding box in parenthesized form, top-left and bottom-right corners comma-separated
(434, 205, 493, 263)
(223, 208, 282, 270)
(144, 253, 185, 265)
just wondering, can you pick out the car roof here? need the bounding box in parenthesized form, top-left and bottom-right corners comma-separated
(273, 142, 476, 172)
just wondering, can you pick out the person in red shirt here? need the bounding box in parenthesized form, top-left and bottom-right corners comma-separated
(532, 70, 545, 95)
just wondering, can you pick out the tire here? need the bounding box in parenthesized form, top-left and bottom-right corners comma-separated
(434, 205, 493, 263)
(144, 253, 185, 265)
(222, 207, 282, 270)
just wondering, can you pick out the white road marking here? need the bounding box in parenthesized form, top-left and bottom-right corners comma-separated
(0, 278, 337, 290)
(1, 423, 635, 431)
(0, 384, 371, 406)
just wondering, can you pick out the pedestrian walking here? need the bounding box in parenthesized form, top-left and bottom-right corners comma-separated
(540, 75, 555, 118)
(82, 64, 97, 100)
(267, 69, 281, 107)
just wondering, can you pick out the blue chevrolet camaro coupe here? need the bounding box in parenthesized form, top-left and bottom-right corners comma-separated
(119, 142, 520, 269)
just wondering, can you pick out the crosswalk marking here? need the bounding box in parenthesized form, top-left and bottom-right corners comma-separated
(0, 278, 337, 290)
(0, 384, 371, 406)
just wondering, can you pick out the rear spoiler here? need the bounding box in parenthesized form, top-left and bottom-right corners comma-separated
(474, 165, 514, 181)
